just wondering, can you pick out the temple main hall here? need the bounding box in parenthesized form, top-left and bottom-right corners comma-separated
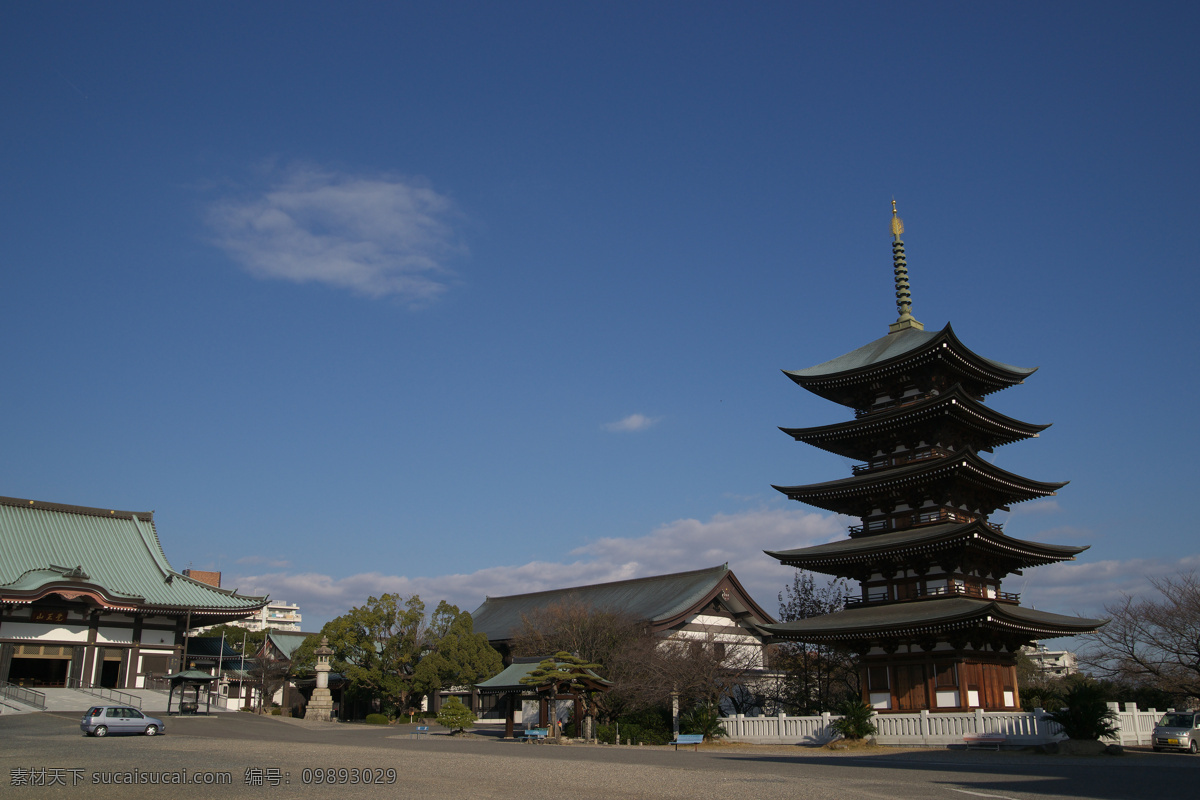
(759, 204, 1103, 712)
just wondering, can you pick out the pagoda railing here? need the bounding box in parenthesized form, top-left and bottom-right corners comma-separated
(848, 509, 1005, 537)
(845, 583, 1020, 607)
(854, 390, 940, 419)
(850, 446, 954, 476)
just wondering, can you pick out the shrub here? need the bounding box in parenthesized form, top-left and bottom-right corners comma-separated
(680, 703, 727, 742)
(596, 707, 674, 745)
(1043, 681, 1118, 741)
(436, 697, 477, 734)
(831, 700, 877, 740)
(364, 713, 390, 725)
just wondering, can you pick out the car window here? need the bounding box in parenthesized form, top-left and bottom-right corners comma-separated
(129, 710, 143, 718)
(89, 708, 102, 717)
(106, 708, 119, 718)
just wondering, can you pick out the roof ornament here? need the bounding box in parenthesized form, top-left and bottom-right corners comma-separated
(888, 199, 924, 334)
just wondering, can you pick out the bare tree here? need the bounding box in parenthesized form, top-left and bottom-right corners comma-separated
(604, 628, 764, 714)
(762, 570, 859, 714)
(511, 598, 645, 666)
(248, 653, 290, 712)
(1079, 571, 1200, 701)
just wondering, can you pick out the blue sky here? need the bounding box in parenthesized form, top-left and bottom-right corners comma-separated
(3, 2, 1197, 637)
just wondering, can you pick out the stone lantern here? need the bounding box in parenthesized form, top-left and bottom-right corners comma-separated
(304, 636, 335, 722)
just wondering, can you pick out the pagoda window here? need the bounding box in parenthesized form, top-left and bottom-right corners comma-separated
(867, 666, 891, 710)
(933, 661, 961, 708)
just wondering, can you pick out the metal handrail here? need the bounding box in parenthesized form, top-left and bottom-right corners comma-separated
(0, 680, 47, 710)
(66, 678, 142, 709)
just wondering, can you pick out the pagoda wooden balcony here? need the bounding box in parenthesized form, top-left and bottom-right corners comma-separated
(854, 390, 940, 419)
(844, 583, 1021, 607)
(848, 509, 1006, 537)
(850, 446, 954, 476)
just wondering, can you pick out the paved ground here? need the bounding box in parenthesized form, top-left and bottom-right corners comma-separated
(3, 710, 1198, 799)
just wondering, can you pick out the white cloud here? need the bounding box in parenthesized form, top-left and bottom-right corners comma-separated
(229, 507, 846, 628)
(603, 413, 659, 432)
(231, 506, 1200, 641)
(207, 164, 464, 302)
(1020, 555, 1200, 618)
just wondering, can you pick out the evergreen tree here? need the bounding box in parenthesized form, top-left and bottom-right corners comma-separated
(435, 696, 477, 734)
(411, 603, 502, 696)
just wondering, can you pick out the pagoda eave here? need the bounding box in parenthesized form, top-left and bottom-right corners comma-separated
(786, 325, 1038, 408)
(780, 385, 1050, 460)
(764, 521, 1088, 576)
(760, 598, 1104, 643)
(773, 451, 1066, 514)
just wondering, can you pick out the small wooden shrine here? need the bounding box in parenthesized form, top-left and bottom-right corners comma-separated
(760, 204, 1103, 712)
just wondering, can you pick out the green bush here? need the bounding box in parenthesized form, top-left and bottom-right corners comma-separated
(270, 707, 282, 716)
(831, 700, 877, 740)
(436, 696, 477, 734)
(1043, 681, 1118, 741)
(364, 713, 390, 725)
(596, 707, 674, 745)
(680, 703, 727, 742)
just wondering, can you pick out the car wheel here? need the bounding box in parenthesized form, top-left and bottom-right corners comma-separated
(94, 726, 108, 738)
(145, 725, 158, 736)
(1190, 739, 1198, 754)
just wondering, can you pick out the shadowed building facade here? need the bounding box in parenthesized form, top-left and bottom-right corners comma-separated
(759, 205, 1103, 712)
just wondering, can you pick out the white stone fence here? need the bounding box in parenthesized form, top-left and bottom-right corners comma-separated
(720, 703, 1164, 747)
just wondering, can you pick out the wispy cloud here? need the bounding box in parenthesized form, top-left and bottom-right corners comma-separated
(229, 507, 1200, 639)
(229, 507, 846, 627)
(207, 164, 464, 302)
(603, 413, 659, 432)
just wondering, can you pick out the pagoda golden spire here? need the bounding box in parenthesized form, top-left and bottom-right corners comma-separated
(888, 199, 923, 334)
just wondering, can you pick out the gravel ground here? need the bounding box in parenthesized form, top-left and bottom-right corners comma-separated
(4, 711, 1199, 800)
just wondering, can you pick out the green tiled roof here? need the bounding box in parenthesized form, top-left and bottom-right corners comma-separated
(266, 631, 318, 660)
(0, 495, 266, 616)
(471, 565, 771, 642)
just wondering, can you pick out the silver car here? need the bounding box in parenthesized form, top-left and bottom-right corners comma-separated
(1152, 711, 1199, 753)
(80, 705, 165, 737)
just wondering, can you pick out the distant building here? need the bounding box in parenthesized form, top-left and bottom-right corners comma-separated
(1023, 645, 1079, 677)
(226, 601, 303, 632)
(185, 571, 302, 633)
(469, 564, 776, 724)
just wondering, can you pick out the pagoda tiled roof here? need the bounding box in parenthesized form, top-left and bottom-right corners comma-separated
(780, 384, 1050, 460)
(0, 495, 267, 617)
(470, 564, 774, 643)
(764, 521, 1088, 574)
(773, 448, 1066, 513)
(760, 597, 1104, 642)
(784, 324, 1036, 405)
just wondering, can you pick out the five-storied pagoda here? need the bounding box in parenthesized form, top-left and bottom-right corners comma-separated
(759, 203, 1103, 713)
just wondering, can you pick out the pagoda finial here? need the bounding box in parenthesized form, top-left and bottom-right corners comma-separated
(888, 199, 924, 334)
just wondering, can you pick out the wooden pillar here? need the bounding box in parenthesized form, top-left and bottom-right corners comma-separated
(503, 693, 515, 739)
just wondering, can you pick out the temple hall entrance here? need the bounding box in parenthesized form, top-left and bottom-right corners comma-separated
(6, 645, 72, 687)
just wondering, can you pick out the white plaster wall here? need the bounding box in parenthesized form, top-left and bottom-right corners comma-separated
(97, 627, 133, 644)
(1, 622, 89, 641)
